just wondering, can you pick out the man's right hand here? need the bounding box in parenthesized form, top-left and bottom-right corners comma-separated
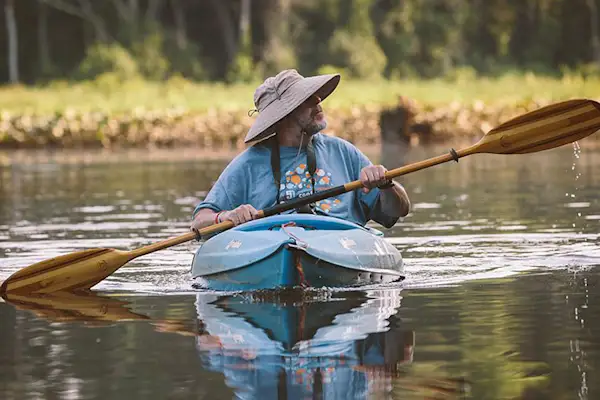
(218, 204, 259, 226)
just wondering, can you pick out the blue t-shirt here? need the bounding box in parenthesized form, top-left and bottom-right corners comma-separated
(193, 133, 398, 228)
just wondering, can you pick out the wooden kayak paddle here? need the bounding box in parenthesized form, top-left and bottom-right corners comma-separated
(1, 98, 599, 295)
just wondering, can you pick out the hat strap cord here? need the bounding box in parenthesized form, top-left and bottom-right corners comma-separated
(269, 136, 282, 205)
(269, 135, 318, 213)
(306, 135, 317, 192)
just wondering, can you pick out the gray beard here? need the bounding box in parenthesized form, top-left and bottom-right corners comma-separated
(303, 119, 327, 135)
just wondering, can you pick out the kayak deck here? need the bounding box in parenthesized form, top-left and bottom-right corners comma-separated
(191, 214, 403, 291)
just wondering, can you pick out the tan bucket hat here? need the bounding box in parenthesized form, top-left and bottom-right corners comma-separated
(244, 69, 341, 143)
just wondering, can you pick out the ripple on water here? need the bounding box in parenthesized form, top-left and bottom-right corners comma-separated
(391, 231, 600, 289)
(1, 227, 597, 295)
(72, 206, 116, 213)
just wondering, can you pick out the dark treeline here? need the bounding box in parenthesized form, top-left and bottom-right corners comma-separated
(1, 0, 600, 85)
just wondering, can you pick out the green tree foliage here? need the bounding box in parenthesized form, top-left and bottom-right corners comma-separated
(327, 30, 386, 78)
(1, 0, 599, 84)
(326, 0, 386, 78)
(251, 0, 297, 77)
(226, 33, 263, 83)
(130, 30, 170, 81)
(162, 37, 207, 81)
(77, 43, 140, 82)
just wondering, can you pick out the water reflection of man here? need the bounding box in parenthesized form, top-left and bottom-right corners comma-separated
(194, 331, 415, 399)
(193, 304, 415, 398)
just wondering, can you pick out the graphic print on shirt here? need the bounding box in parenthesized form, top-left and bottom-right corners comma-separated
(279, 163, 342, 213)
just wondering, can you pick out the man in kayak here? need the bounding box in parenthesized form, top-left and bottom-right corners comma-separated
(191, 69, 410, 230)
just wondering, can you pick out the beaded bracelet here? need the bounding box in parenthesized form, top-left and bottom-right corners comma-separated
(378, 180, 395, 189)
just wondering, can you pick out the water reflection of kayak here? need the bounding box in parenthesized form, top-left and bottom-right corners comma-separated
(193, 288, 414, 399)
(191, 214, 404, 291)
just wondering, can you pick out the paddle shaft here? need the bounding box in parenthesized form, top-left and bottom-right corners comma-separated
(2, 98, 598, 296)
(127, 147, 473, 260)
(263, 147, 472, 216)
(129, 99, 600, 259)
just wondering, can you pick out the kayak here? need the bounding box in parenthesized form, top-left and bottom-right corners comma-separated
(191, 214, 404, 291)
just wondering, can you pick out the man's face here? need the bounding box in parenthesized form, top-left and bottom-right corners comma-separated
(291, 95, 327, 135)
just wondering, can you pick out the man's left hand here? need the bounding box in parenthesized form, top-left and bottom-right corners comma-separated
(360, 165, 391, 193)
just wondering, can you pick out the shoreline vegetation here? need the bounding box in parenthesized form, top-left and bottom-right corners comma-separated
(3, 1, 600, 153)
(1, 74, 599, 150)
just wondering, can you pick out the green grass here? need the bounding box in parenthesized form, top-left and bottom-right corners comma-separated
(1, 73, 599, 115)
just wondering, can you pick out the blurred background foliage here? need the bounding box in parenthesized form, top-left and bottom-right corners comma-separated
(2, 0, 600, 85)
(1, 0, 600, 148)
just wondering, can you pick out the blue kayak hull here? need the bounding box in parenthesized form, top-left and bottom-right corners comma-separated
(191, 214, 404, 291)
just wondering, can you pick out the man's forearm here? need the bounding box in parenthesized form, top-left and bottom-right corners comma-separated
(380, 182, 410, 218)
(191, 209, 219, 230)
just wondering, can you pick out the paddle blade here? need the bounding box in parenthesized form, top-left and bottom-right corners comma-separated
(473, 99, 600, 154)
(0, 248, 132, 295)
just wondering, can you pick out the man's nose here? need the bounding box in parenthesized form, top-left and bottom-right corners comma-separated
(308, 94, 322, 106)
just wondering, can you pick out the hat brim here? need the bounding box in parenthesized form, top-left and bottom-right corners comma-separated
(244, 73, 341, 144)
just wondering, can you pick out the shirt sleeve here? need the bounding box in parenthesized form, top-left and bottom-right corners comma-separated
(192, 154, 246, 218)
(192, 179, 234, 218)
(354, 147, 399, 229)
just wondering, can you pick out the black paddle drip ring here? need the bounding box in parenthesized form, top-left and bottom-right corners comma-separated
(192, 228, 202, 241)
(449, 148, 459, 162)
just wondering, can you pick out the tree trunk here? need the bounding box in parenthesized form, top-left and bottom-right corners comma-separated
(587, 0, 600, 63)
(253, 0, 294, 75)
(129, 0, 139, 40)
(339, 0, 354, 27)
(379, 97, 433, 168)
(5, 0, 19, 83)
(379, 103, 411, 170)
(240, 0, 251, 47)
(146, 0, 161, 27)
(112, 0, 139, 44)
(38, 0, 52, 76)
(41, 0, 110, 42)
(208, 0, 238, 69)
(171, 0, 187, 50)
(79, 0, 110, 42)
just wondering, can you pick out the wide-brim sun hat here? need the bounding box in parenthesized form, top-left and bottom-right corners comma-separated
(244, 69, 341, 144)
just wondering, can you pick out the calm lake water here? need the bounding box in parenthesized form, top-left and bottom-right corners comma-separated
(0, 143, 599, 399)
